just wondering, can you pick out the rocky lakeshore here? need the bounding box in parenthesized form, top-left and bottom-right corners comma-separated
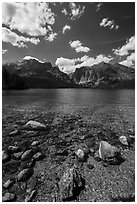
(2, 105, 135, 202)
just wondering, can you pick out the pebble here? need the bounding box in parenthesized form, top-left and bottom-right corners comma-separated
(25, 190, 37, 202)
(31, 141, 40, 146)
(2, 150, 9, 162)
(21, 149, 33, 161)
(13, 151, 23, 160)
(8, 145, 20, 153)
(9, 130, 19, 136)
(119, 136, 128, 146)
(87, 164, 94, 170)
(17, 168, 33, 182)
(2, 192, 16, 202)
(33, 152, 44, 161)
(75, 149, 85, 162)
(3, 179, 15, 189)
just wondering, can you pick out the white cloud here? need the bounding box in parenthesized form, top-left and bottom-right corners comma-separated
(2, 49, 7, 55)
(113, 36, 135, 56)
(62, 8, 68, 16)
(2, 2, 56, 38)
(23, 56, 44, 63)
(75, 54, 113, 68)
(55, 57, 76, 74)
(69, 40, 90, 53)
(100, 18, 119, 30)
(45, 32, 57, 42)
(119, 52, 135, 67)
(69, 3, 85, 20)
(2, 27, 40, 47)
(62, 25, 71, 34)
(55, 54, 113, 74)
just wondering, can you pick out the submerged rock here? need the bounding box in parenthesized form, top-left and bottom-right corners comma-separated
(23, 120, 48, 131)
(2, 192, 16, 202)
(59, 167, 84, 201)
(119, 136, 128, 146)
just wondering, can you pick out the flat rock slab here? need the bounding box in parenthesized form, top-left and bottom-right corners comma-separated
(23, 120, 48, 131)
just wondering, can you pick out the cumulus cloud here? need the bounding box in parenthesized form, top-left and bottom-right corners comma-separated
(2, 27, 40, 47)
(119, 52, 135, 67)
(2, 49, 8, 55)
(62, 25, 71, 34)
(113, 36, 135, 56)
(69, 40, 90, 53)
(100, 18, 119, 30)
(55, 54, 113, 74)
(2, 2, 57, 42)
(69, 3, 85, 20)
(55, 57, 76, 74)
(45, 32, 57, 42)
(75, 54, 113, 68)
(62, 8, 68, 16)
(23, 56, 44, 63)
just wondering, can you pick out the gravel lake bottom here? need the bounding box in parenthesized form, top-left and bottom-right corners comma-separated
(2, 89, 135, 202)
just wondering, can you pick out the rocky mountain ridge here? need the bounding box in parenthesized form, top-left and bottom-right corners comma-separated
(2, 59, 135, 89)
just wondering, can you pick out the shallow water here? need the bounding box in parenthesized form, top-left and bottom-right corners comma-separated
(2, 89, 135, 114)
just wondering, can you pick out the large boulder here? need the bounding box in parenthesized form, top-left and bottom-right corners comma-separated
(98, 141, 122, 164)
(59, 167, 84, 201)
(23, 120, 48, 131)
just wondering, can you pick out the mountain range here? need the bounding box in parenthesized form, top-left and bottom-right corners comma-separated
(2, 59, 135, 89)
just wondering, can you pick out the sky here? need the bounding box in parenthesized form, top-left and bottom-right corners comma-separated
(2, 2, 135, 74)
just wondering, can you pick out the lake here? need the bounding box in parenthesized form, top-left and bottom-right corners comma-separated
(2, 89, 135, 112)
(2, 89, 135, 128)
